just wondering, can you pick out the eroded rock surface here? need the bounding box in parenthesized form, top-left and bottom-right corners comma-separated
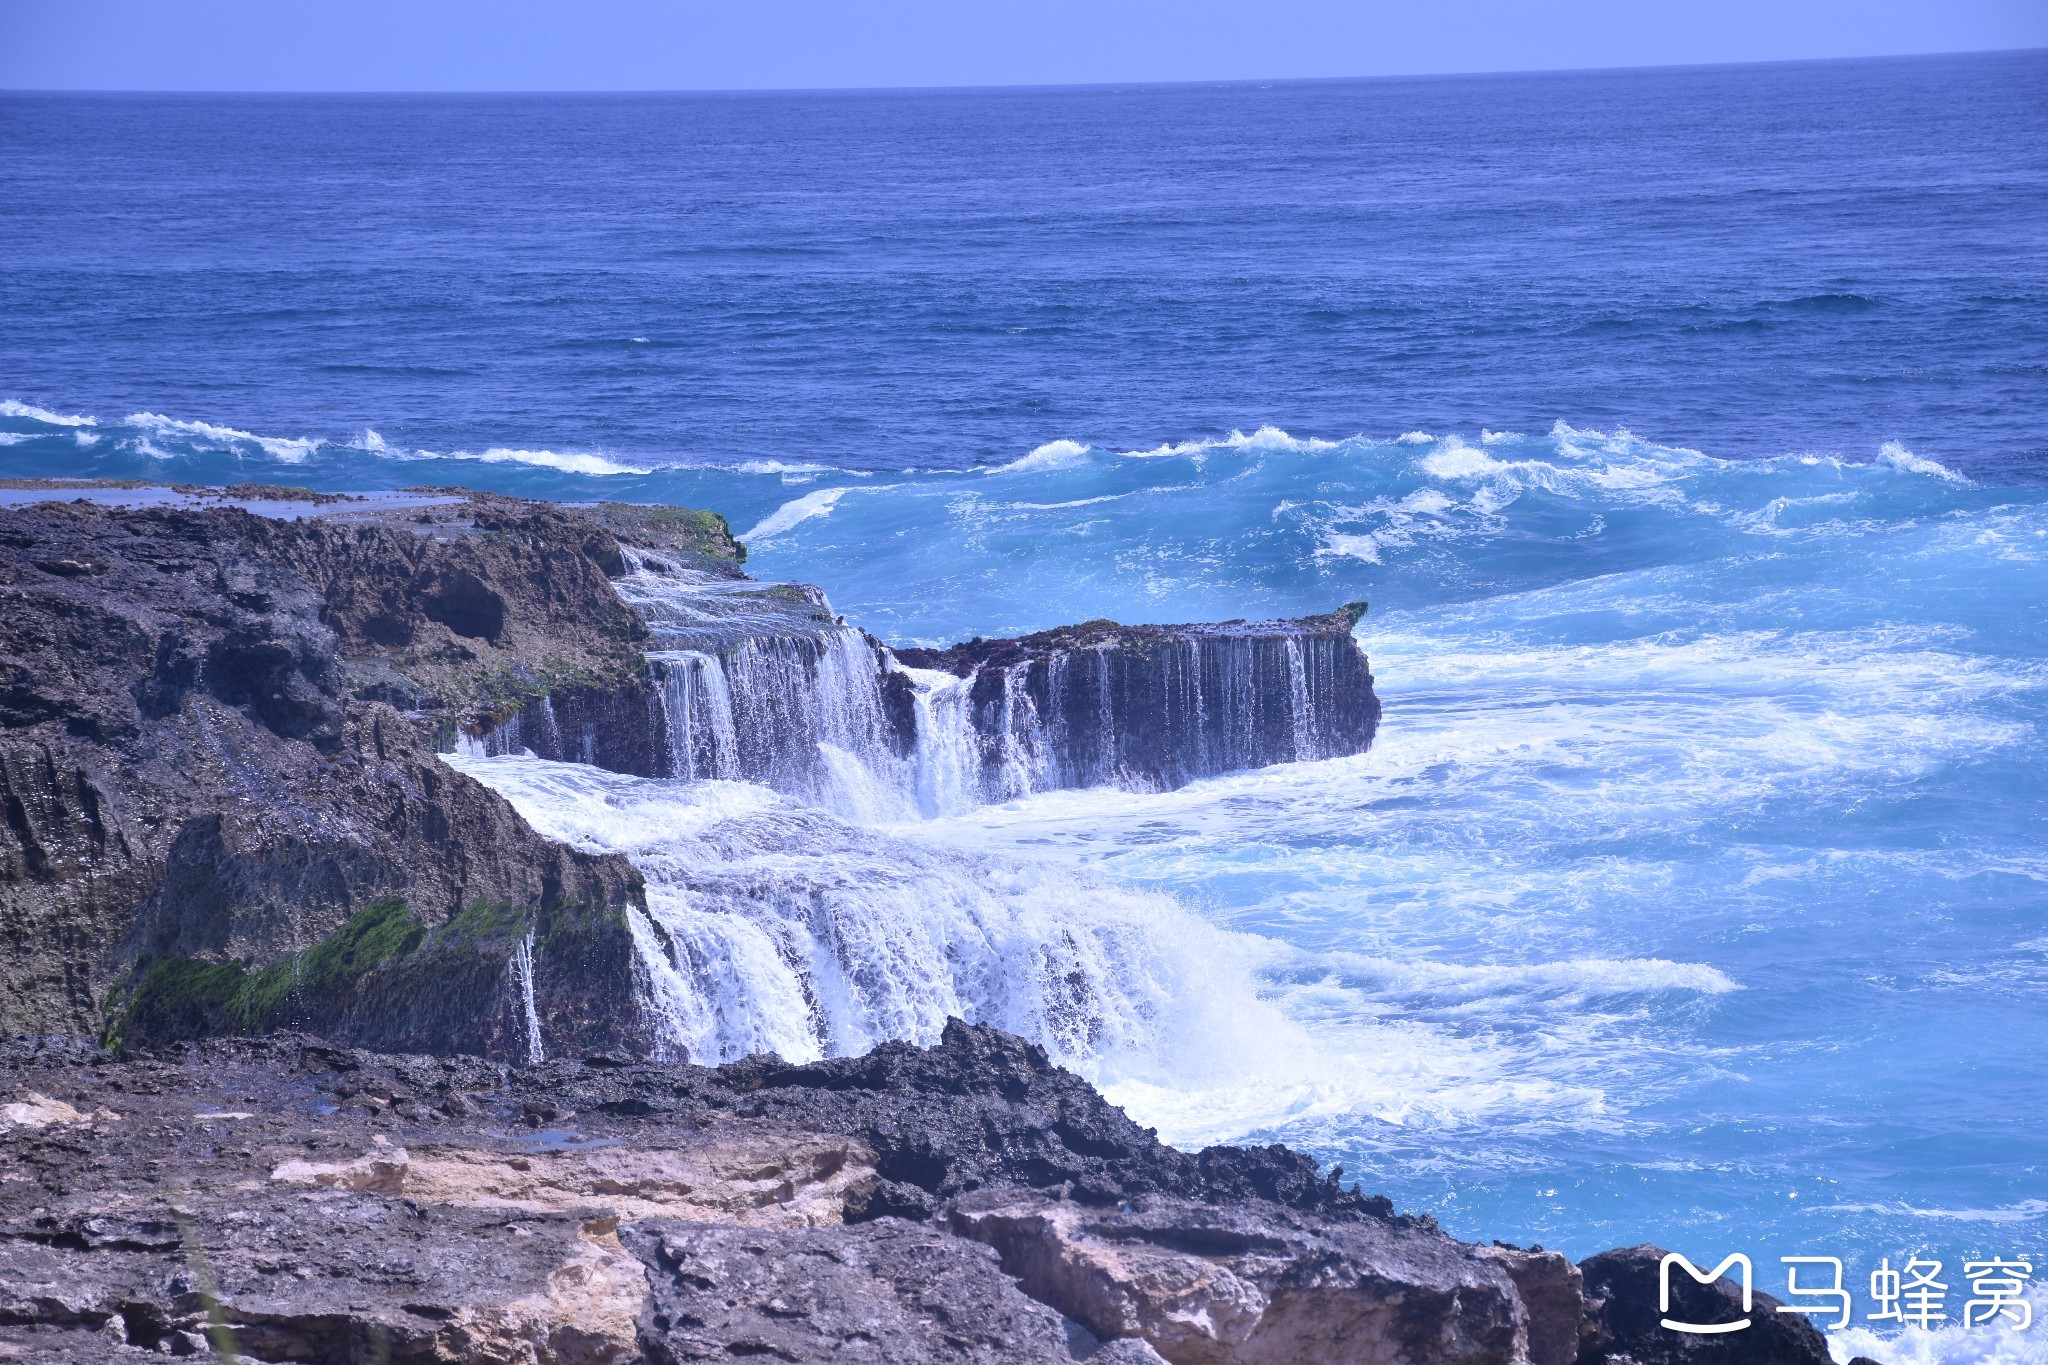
(628, 1219, 1103, 1364)
(0, 1027, 1837, 1365)
(949, 1189, 1532, 1365)
(0, 489, 661, 1051)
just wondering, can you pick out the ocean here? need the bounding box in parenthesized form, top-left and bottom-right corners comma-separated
(5, 49, 2047, 1356)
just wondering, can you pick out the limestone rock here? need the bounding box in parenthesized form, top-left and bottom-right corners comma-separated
(949, 1188, 1527, 1365)
(270, 1135, 412, 1194)
(0, 1091, 99, 1129)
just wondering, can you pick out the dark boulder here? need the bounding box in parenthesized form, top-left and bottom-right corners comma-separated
(1577, 1245, 1834, 1365)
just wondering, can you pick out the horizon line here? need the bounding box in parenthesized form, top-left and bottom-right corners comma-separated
(2, 42, 2040, 98)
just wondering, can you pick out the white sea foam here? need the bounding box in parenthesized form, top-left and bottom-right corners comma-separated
(1320, 532, 1383, 562)
(985, 426, 1352, 471)
(1878, 439, 1968, 483)
(124, 412, 322, 462)
(0, 399, 97, 427)
(735, 459, 865, 477)
(448, 755, 1284, 1067)
(1813, 1200, 2048, 1224)
(344, 430, 649, 475)
(1317, 952, 1740, 1004)
(1121, 426, 1342, 459)
(460, 447, 649, 476)
(443, 753, 1608, 1145)
(995, 438, 1094, 472)
(1829, 1284, 2048, 1365)
(1419, 441, 1504, 480)
(742, 485, 859, 540)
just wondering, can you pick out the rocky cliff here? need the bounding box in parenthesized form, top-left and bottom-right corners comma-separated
(0, 485, 668, 1052)
(0, 1024, 1838, 1365)
(484, 556, 1382, 812)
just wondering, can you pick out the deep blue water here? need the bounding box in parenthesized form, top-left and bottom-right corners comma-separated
(3, 51, 2046, 480)
(6, 51, 2048, 1354)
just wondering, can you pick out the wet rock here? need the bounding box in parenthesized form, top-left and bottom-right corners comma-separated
(949, 1188, 1526, 1365)
(890, 603, 1379, 795)
(1576, 1245, 1832, 1365)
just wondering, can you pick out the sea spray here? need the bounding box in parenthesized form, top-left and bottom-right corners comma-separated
(447, 754, 1244, 1067)
(443, 752, 1573, 1144)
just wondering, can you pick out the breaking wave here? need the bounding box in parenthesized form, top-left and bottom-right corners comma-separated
(12, 395, 2046, 1274)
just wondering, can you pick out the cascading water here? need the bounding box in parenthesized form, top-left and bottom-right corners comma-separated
(899, 663, 983, 817)
(651, 650, 741, 781)
(513, 932, 544, 1064)
(1285, 637, 1315, 762)
(611, 546, 1371, 820)
(447, 754, 1333, 1090)
(613, 548, 918, 818)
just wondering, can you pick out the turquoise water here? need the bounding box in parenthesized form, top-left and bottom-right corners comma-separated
(4, 51, 2046, 1344)
(758, 427, 2048, 1279)
(12, 406, 2045, 1292)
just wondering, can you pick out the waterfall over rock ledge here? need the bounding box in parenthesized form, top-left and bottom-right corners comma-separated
(889, 602, 1379, 805)
(468, 548, 1379, 819)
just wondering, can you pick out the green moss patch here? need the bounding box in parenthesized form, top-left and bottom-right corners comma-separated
(108, 899, 427, 1048)
(585, 502, 746, 564)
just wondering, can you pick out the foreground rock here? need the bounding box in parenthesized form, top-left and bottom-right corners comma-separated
(1576, 1247, 1834, 1365)
(0, 1024, 1836, 1365)
(949, 1190, 1531, 1365)
(628, 1220, 1164, 1364)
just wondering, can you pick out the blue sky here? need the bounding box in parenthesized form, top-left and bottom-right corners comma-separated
(2, 0, 2042, 91)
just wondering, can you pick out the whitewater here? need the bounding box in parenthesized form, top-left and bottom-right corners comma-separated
(8, 402, 2045, 1334)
